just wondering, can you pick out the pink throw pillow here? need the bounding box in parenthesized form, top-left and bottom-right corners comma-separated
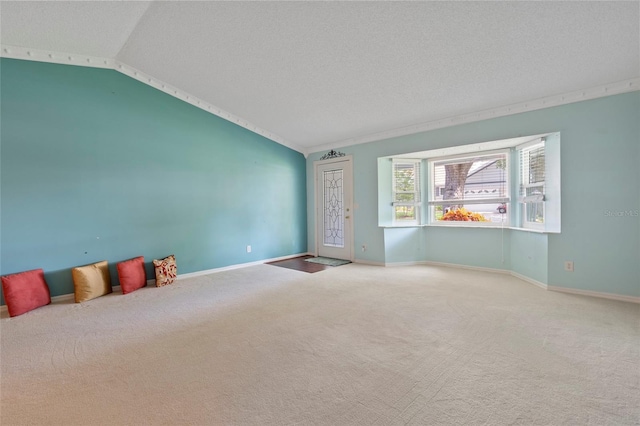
(117, 256, 147, 294)
(1, 269, 51, 317)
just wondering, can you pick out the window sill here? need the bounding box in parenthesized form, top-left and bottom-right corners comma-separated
(426, 223, 508, 229)
(380, 224, 428, 229)
(424, 223, 555, 234)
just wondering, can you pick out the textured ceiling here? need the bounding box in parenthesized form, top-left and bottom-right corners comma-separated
(1, 1, 638, 153)
(0, 1, 151, 58)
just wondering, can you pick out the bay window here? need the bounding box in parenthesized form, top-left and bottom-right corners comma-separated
(379, 132, 560, 232)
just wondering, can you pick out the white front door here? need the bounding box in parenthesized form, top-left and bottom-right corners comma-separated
(315, 157, 353, 260)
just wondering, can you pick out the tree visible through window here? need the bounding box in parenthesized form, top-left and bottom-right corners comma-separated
(430, 152, 509, 224)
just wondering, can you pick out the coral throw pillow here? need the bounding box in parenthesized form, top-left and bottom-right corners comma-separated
(1, 269, 51, 317)
(72, 260, 112, 303)
(117, 256, 147, 295)
(153, 255, 177, 287)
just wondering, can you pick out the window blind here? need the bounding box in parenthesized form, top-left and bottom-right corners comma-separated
(519, 140, 546, 203)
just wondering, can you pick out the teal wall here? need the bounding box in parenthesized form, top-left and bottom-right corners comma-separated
(1, 58, 307, 302)
(384, 227, 425, 264)
(510, 231, 548, 284)
(422, 226, 511, 271)
(307, 92, 639, 297)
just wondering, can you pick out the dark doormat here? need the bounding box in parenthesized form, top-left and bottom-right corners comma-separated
(267, 255, 350, 273)
(304, 257, 352, 267)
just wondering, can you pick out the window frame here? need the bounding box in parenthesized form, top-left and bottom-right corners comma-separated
(517, 139, 546, 231)
(391, 159, 422, 226)
(427, 149, 511, 227)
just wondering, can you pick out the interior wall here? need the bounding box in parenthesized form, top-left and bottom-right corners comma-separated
(422, 227, 512, 271)
(307, 91, 639, 297)
(510, 231, 548, 284)
(0, 58, 308, 302)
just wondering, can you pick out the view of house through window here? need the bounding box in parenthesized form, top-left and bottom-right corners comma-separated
(429, 152, 509, 224)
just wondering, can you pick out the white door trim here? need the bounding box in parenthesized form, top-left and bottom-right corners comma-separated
(314, 155, 354, 261)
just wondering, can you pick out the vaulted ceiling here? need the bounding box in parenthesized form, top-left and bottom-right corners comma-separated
(1, 1, 638, 155)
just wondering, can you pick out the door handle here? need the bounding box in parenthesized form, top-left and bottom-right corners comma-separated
(345, 216, 350, 219)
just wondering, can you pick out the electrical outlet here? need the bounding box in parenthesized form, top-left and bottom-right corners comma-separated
(246, 245, 251, 253)
(564, 261, 574, 272)
(362, 244, 367, 252)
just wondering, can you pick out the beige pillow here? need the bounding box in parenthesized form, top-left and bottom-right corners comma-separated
(72, 260, 112, 303)
(153, 255, 177, 287)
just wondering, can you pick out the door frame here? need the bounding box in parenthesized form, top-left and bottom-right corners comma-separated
(313, 155, 354, 261)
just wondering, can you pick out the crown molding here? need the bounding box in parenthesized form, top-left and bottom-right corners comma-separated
(1, 44, 306, 156)
(307, 77, 640, 155)
(1, 45, 116, 69)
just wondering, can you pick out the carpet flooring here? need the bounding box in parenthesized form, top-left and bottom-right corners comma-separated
(1, 263, 638, 425)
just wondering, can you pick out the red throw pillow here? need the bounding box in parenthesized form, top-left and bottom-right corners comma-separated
(1, 269, 51, 317)
(117, 256, 147, 294)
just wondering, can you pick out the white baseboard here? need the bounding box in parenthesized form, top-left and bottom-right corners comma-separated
(353, 259, 386, 267)
(1, 253, 312, 312)
(510, 271, 548, 290)
(384, 260, 429, 267)
(422, 260, 510, 275)
(547, 286, 640, 304)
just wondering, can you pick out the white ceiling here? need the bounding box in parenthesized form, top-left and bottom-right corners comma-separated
(1, 1, 638, 154)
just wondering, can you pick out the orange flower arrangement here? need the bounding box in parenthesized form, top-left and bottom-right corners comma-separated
(440, 208, 488, 222)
